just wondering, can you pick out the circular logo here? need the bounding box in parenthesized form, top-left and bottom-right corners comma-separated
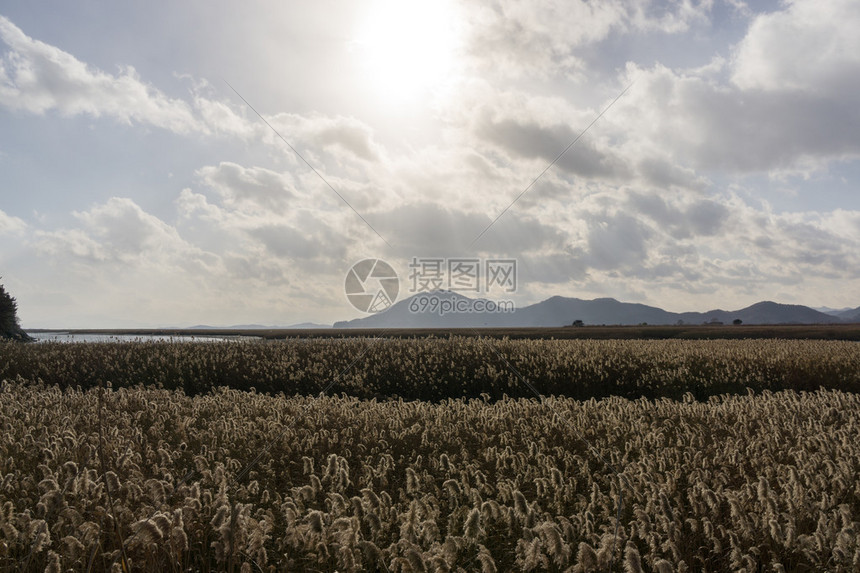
(344, 259, 399, 313)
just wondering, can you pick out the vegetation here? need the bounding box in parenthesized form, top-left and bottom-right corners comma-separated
(0, 282, 31, 342)
(1, 337, 858, 401)
(1, 380, 857, 571)
(1, 337, 858, 570)
(31, 322, 860, 341)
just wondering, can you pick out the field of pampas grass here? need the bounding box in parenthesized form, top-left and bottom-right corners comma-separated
(1, 378, 858, 571)
(1, 337, 859, 401)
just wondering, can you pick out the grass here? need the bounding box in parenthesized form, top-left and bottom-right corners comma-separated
(26, 322, 860, 340)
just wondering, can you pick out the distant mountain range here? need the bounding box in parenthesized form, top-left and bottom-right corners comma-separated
(824, 307, 860, 322)
(333, 291, 860, 328)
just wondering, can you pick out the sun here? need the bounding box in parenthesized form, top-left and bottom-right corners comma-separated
(354, 0, 461, 104)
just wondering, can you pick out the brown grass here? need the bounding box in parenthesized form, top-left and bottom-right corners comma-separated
(1, 381, 858, 571)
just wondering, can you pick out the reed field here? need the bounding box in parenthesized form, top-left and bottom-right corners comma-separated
(1, 337, 859, 400)
(1, 337, 859, 571)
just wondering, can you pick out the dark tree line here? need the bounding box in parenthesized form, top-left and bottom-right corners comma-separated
(0, 280, 32, 341)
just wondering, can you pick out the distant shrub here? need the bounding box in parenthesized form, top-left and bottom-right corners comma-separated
(0, 280, 31, 341)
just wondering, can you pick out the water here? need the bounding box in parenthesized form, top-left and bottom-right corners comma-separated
(27, 332, 252, 343)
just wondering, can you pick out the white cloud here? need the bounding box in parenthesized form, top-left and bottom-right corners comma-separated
(0, 15, 201, 133)
(0, 208, 27, 235)
(181, 164, 359, 271)
(193, 94, 262, 139)
(32, 197, 220, 278)
(34, 228, 108, 261)
(196, 162, 300, 212)
(248, 222, 348, 260)
(460, 0, 714, 78)
(732, 0, 860, 94)
(3, 2, 860, 325)
(0, 14, 385, 167)
(628, 0, 714, 34)
(591, 0, 860, 177)
(608, 60, 860, 175)
(300, 114, 383, 162)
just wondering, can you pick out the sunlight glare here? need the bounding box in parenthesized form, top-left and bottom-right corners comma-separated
(355, 0, 461, 104)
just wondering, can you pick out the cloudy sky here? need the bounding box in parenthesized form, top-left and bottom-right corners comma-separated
(1, 0, 859, 327)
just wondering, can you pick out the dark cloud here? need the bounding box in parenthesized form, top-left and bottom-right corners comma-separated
(625, 192, 728, 239)
(372, 202, 564, 258)
(686, 199, 729, 236)
(585, 211, 652, 270)
(635, 156, 705, 190)
(475, 115, 633, 180)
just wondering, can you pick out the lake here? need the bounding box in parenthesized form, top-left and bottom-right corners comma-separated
(26, 332, 253, 343)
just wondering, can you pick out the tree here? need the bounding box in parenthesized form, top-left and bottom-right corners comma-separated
(733, 318, 743, 325)
(0, 280, 32, 341)
(571, 319, 585, 327)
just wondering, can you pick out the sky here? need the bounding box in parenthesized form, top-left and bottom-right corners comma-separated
(1, 0, 859, 328)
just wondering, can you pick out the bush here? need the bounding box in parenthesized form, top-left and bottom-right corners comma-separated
(0, 280, 31, 341)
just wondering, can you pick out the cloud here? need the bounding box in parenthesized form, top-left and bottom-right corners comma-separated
(33, 197, 212, 267)
(585, 211, 652, 270)
(0, 208, 27, 235)
(474, 114, 632, 180)
(196, 162, 299, 212)
(33, 228, 108, 261)
(0, 15, 384, 168)
(629, 0, 714, 33)
(731, 0, 860, 94)
(608, 62, 860, 175)
(177, 163, 361, 279)
(13, 178, 860, 326)
(626, 191, 729, 239)
(20, 196, 329, 325)
(372, 201, 564, 258)
(75, 198, 184, 256)
(461, 0, 714, 78)
(302, 114, 382, 162)
(193, 94, 262, 139)
(4, 2, 860, 325)
(448, 81, 707, 198)
(248, 220, 349, 261)
(603, 0, 860, 176)
(0, 15, 201, 133)
(505, 183, 860, 307)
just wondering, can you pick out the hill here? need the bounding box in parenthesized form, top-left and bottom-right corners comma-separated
(333, 291, 846, 328)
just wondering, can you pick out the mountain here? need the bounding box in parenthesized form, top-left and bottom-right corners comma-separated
(333, 291, 505, 328)
(679, 301, 843, 325)
(284, 322, 332, 329)
(835, 306, 860, 323)
(514, 296, 679, 326)
(332, 291, 846, 328)
(815, 306, 853, 316)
